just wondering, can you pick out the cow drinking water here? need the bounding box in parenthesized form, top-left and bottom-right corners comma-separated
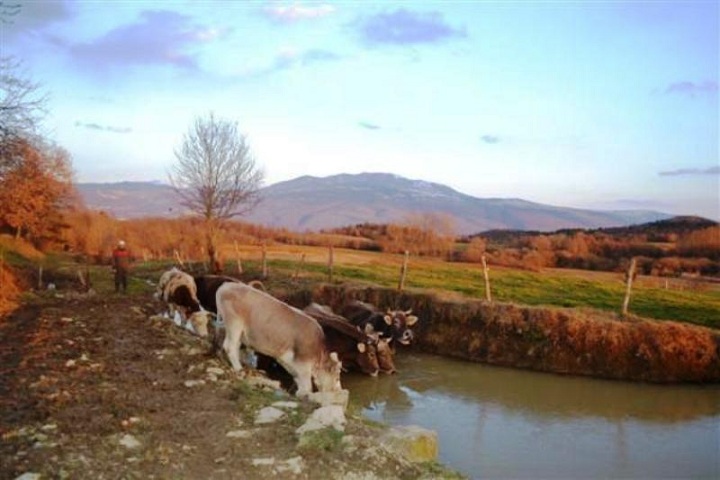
(216, 282, 342, 397)
(341, 300, 419, 348)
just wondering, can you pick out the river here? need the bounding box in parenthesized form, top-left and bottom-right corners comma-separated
(343, 352, 720, 479)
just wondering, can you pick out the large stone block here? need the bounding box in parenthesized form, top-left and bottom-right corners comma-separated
(381, 425, 438, 463)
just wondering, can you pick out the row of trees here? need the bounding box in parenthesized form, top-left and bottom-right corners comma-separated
(456, 227, 720, 276)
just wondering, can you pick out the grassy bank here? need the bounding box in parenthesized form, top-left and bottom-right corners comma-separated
(288, 284, 720, 384)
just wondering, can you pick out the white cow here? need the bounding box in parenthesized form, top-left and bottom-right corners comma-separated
(216, 282, 342, 397)
(155, 267, 213, 337)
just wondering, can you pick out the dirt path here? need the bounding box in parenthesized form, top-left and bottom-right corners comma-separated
(1, 292, 456, 480)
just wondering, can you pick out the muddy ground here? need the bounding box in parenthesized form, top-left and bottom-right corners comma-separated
(0, 290, 458, 480)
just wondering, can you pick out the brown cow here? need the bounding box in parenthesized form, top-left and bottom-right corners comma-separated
(216, 282, 342, 397)
(303, 303, 380, 376)
(341, 300, 418, 347)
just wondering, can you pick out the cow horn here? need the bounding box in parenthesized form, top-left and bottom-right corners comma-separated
(404, 309, 413, 315)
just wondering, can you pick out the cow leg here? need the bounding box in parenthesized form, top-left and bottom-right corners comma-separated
(276, 353, 312, 397)
(223, 324, 244, 371)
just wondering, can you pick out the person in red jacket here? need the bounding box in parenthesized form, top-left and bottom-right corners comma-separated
(112, 240, 130, 292)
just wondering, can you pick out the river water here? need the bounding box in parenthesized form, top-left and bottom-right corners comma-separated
(343, 352, 720, 479)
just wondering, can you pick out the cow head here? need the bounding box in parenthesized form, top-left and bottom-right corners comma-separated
(384, 309, 419, 345)
(375, 337, 396, 374)
(314, 351, 343, 393)
(188, 311, 214, 338)
(355, 341, 380, 377)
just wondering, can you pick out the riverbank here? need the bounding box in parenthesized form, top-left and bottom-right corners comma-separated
(287, 284, 720, 383)
(0, 290, 462, 479)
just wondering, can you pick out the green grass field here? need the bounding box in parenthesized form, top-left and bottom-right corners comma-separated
(218, 245, 720, 329)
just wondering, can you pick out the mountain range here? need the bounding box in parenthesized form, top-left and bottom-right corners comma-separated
(77, 173, 671, 234)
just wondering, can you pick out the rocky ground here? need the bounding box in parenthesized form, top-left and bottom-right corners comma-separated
(0, 289, 460, 480)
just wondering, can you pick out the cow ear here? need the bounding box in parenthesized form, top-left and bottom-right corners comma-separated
(357, 342, 366, 353)
(406, 315, 418, 326)
(383, 314, 393, 325)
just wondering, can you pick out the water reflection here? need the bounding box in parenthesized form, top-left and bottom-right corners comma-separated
(343, 352, 720, 479)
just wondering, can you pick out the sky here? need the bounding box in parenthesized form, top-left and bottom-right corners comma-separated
(2, 0, 718, 220)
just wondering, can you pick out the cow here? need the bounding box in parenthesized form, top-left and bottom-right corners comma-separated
(194, 275, 268, 358)
(216, 282, 342, 397)
(194, 274, 240, 314)
(155, 268, 213, 338)
(341, 300, 419, 348)
(303, 303, 380, 376)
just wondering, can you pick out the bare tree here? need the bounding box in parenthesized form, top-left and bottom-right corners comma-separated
(0, 56, 48, 146)
(169, 113, 264, 272)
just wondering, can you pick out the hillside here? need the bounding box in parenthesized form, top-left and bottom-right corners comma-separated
(77, 173, 671, 234)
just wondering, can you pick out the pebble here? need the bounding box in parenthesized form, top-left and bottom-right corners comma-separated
(119, 434, 141, 449)
(277, 456, 304, 475)
(296, 405, 346, 434)
(254, 407, 286, 424)
(14, 473, 41, 480)
(184, 380, 205, 388)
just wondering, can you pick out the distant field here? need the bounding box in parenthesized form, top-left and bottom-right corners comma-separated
(211, 244, 720, 330)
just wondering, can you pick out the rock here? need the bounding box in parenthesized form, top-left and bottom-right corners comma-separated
(272, 401, 298, 410)
(255, 406, 286, 424)
(14, 473, 41, 480)
(296, 405, 346, 434)
(245, 375, 281, 391)
(308, 389, 349, 410)
(277, 456, 304, 475)
(182, 346, 204, 356)
(380, 425, 438, 463)
(119, 434, 141, 449)
(184, 380, 205, 388)
(206, 367, 225, 376)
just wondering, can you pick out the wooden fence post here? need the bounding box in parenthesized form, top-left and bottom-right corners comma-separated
(173, 249, 185, 268)
(294, 253, 306, 280)
(621, 257, 637, 317)
(398, 250, 409, 291)
(38, 265, 43, 290)
(261, 243, 268, 279)
(481, 254, 492, 303)
(234, 241, 243, 275)
(328, 245, 334, 283)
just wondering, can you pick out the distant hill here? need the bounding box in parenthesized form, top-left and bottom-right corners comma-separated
(478, 215, 717, 244)
(76, 173, 672, 234)
(76, 181, 185, 218)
